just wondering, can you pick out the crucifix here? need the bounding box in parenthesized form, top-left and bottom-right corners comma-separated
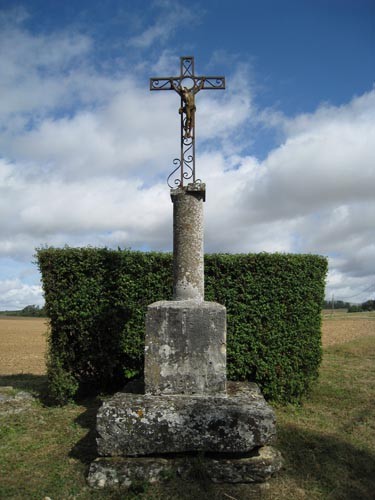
(87, 56, 280, 489)
(150, 56, 225, 187)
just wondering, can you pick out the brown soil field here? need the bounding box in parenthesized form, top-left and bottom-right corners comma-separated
(0, 312, 374, 375)
(321, 310, 375, 346)
(0, 317, 48, 375)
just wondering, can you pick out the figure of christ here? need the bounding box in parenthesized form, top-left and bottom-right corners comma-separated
(177, 82, 203, 139)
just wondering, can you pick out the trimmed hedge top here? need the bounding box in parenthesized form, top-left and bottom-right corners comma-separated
(37, 247, 327, 404)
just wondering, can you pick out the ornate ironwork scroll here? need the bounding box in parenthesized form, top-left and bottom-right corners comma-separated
(150, 56, 225, 187)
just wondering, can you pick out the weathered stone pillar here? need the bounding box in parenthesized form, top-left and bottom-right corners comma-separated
(171, 183, 205, 301)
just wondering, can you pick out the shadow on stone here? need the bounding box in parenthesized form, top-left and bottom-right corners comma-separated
(119, 378, 145, 395)
(70, 379, 146, 467)
(278, 423, 375, 499)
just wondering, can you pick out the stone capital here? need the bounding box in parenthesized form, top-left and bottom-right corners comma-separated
(170, 182, 206, 202)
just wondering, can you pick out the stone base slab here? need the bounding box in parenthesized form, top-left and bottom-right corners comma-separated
(87, 446, 283, 488)
(97, 382, 276, 456)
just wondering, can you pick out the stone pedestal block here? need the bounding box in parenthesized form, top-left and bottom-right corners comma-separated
(97, 382, 276, 457)
(88, 446, 283, 488)
(145, 300, 226, 395)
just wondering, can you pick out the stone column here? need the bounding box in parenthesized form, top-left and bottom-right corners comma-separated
(171, 183, 205, 301)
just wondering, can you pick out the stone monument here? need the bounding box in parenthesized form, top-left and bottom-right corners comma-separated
(88, 57, 282, 489)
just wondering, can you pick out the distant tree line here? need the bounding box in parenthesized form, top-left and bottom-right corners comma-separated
(322, 299, 375, 313)
(347, 300, 375, 313)
(322, 300, 351, 309)
(0, 304, 47, 317)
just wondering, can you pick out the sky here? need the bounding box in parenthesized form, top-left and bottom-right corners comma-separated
(0, 0, 374, 309)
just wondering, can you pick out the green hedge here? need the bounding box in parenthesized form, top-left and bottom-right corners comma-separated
(36, 248, 327, 404)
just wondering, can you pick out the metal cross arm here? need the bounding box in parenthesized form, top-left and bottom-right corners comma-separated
(150, 56, 225, 188)
(149, 76, 225, 92)
(150, 55, 225, 92)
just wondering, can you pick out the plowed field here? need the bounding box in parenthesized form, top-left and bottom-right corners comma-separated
(0, 317, 48, 375)
(0, 312, 374, 375)
(321, 310, 375, 346)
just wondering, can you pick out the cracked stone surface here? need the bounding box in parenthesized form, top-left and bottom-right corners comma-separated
(97, 382, 276, 457)
(87, 446, 283, 488)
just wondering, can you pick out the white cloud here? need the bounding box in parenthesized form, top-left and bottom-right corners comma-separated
(0, 279, 43, 310)
(0, 157, 172, 256)
(247, 91, 375, 222)
(0, 23, 92, 126)
(127, 0, 201, 49)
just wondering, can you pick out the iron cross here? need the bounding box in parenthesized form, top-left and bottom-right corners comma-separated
(150, 56, 225, 187)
